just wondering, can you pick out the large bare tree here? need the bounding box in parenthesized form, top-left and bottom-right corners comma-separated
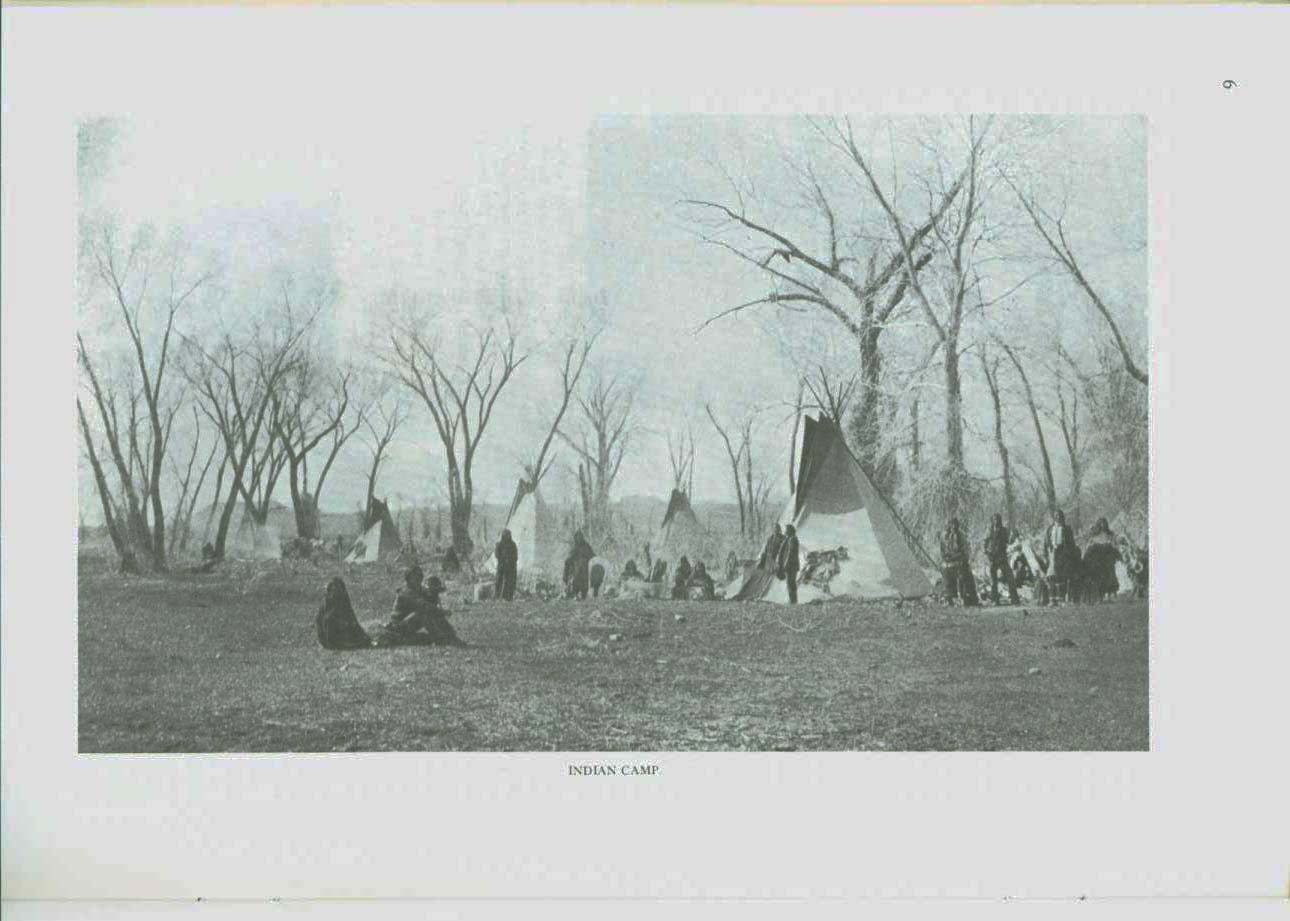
(272, 357, 364, 539)
(1006, 175, 1148, 386)
(687, 120, 968, 486)
(832, 116, 996, 478)
(77, 222, 214, 570)
(384, 316, 528, 555)
(558, 368, 638, 538)
(166, 407, 221, 557)
(977, 345, 1017, 529)
(360, 395, 407, 513)
(185, 305, 313, 558)
(519, 335, 597, 490)
(999, 341, 1058, 515)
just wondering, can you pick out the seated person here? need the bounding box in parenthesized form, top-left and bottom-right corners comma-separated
(377, 567, 466, 647)
(687, 560, 716, 600)
(671, 556, 693, 600)
(621, 559, 643, 581)
(589, 558, 607, 598)
(315, 577, 372, 650)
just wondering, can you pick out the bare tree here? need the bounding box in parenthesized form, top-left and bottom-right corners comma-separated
(666, 426, 696, 496)
(559, 368, 638, 537)
(978, 345, 1017, 528)
(1052, 345, 1089, 533)
(704, 404, 749, 537)
(835, 116, 995, 479)
(383, 316, 528, 555)
(686, 121, 965, 486)
(520, 335, 597, 489)
(787, 381, 805, 494)
(185, 308, 313, 559)
(77, 223, 214, 569)
(166, 407, 221, 557)
(273, 357, 364, 539)
(361, 396, 407, 513)
(1082, 341, 1148, 515)
(999, 341, 1057, 514)
(77, 396, 135, 569)
(1005, 175, 1148, 386)
(909, 394, 922, 473)
(802, 365, 859, 431)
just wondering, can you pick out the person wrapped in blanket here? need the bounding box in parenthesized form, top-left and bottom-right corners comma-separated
(1082, 517, 1122, 603)
(375, 566, 467, 648)
(315, 577, 373, 650)
(687, 560, 716, 600)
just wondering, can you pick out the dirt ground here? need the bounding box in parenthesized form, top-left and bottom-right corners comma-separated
(77, 557, 1149, 752)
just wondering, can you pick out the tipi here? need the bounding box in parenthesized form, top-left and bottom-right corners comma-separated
(734, 415, 933, 602)
(346, 497, 403, 563)
(228, 509, 282, 561)
(503, 478, 559, 576)
(650, 488, 713, 568)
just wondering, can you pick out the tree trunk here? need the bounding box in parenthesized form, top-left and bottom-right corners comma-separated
(449, 499, 473, 556)
(78, 403, 132, 565)
(943, 340, 965, 470)
(980, 353, 1016, 529)
(288, 463, 321, 540)
(910, 396, 921, 472)
(1003, 345, 1057, 513)
(849, 322, 902, 495)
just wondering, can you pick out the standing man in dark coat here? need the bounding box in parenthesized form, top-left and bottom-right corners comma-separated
(565, 530, 596, 600)
(983, 513, 1021, 605)
(494, 529, 518, 601)
(939, 518, 970, 606)
(776, 524, 802, 605)
(759, 523, 785, 571)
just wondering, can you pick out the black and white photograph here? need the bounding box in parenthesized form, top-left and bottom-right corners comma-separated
(75, 110, 1149, 753)
(6, 1, 1290, 914)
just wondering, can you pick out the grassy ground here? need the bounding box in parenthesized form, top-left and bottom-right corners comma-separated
(77, 558, 1149, 752)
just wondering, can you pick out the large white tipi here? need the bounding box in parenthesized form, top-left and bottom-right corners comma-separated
(733, 415, 933, 603)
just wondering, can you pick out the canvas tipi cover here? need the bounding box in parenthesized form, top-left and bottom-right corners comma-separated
(650, 489, 713, 566)
(346, 498, 403, 563)
(228, 511, 282, 561)
(735, 416, 932, 602)
(504, 478, 559, 576)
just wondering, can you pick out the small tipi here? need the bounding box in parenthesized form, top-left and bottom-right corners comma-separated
(346, 497, 403, 564)
(228, 509, 282, 561)
(503, 477, 559, 576)
(650, 488, 713, 567)
(734, 416, 932, 602)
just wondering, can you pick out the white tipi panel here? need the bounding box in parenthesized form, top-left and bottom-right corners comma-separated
(345, 520, 384, 563)
(229, 514, 282, 561)
(502, 482, 558, 577)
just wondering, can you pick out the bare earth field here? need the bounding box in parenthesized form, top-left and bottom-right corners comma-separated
(77, 558, 1149, 752)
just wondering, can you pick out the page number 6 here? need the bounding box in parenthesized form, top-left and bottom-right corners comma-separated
(1222, 80, 1238, 90)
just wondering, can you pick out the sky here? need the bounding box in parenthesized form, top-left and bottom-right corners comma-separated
(77, 111, 1146, 523)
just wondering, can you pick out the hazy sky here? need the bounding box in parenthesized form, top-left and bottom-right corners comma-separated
(78, 111, 1146, 521)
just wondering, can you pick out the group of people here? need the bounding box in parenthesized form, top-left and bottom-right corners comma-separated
(754, 523, 803, 603)
(315, 564, 466, 650)
(618, 550, 719, 601)
(939, 510, 1139, 607)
